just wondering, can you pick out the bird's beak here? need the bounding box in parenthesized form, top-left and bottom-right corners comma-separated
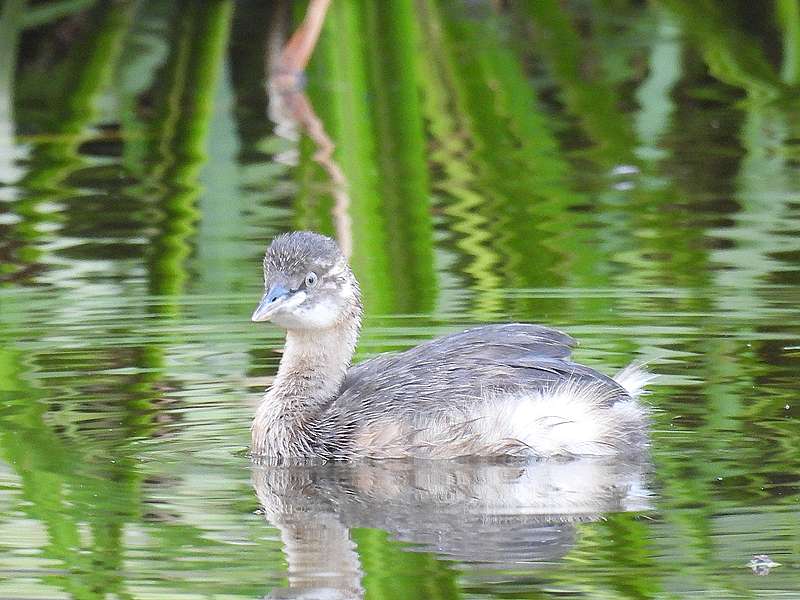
(251, 283, 290, 322)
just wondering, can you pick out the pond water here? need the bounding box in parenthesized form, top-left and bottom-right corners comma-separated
(1, 1, 799, 598)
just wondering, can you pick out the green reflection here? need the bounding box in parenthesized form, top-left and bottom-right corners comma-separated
(144, 0, 232, 301)
(354, 528, 461, 600)
(0, 0, 799, 598)
(303, 0, 436, 315)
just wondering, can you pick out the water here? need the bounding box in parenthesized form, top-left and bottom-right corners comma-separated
(1, 1, 799, 598)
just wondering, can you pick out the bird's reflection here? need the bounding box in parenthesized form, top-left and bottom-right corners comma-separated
(252, 457, 651, 599)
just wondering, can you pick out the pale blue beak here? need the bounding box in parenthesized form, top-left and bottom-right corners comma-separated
(251, 283, 290, 322)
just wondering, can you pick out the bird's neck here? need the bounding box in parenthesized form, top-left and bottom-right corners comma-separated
(253, 307, 361, 456)
(275, 316, 360, 404)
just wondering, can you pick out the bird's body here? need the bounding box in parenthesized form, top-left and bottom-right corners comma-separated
(251, 232, 652, 461)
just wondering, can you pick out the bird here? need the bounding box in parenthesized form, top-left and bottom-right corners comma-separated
(250, 231, 653, 461)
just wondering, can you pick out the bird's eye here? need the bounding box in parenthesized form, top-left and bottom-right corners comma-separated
(305, 272, 318, 288)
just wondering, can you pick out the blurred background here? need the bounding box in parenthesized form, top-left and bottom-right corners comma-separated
(0, 0, 799, 598)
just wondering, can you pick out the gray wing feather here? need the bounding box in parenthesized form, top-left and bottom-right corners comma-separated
(333, 324, 627, 420)
(348, 324, 575, 377)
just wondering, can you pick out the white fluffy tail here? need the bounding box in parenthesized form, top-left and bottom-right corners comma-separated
(613, 364, 656, 398)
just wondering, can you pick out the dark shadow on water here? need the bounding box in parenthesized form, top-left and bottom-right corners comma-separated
(252, 456, 652, 599)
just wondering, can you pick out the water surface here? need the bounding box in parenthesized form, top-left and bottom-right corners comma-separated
(1, 1, 799, 598)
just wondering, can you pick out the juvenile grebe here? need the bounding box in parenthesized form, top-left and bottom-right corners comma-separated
(251, 231, 652, 460)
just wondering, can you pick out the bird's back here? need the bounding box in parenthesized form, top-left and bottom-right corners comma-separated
(316, 324, 648, 459)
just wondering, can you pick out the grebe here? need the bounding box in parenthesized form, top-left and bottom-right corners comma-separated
(251, 231, 652, 460)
